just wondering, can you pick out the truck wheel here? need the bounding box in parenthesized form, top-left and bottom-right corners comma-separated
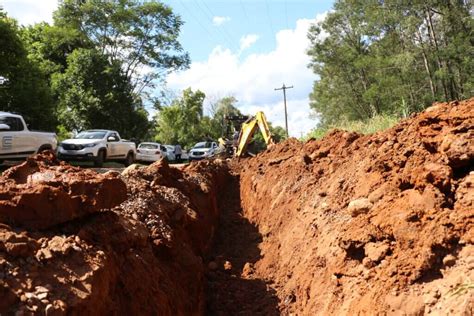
(94, 150, 105, 167)
(124, 152, 134, 166)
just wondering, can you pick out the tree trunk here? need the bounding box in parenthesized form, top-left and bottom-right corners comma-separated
(416, 30, 436, 99)
(425, 8, 449, 101)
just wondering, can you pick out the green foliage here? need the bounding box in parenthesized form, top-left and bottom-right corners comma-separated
(56, 124, 72, 141)
(251, 123, 287, 153)
(1, 1, 189, 139)
(54, 0, 190, 96)
(209, 96, 243, 139)
(53, 48, 150, 139)
(154, 88, 206, 148)
(306, 113, 400, 140)
(21, 22, 91, 76)
(307, 0, 474, 127)
(0, 13, 56, 130)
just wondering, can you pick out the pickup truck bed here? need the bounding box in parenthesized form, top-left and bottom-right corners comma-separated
(0, 112, 57, 162)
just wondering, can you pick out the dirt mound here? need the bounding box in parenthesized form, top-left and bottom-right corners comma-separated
(0, 155, 229, 315)
(0, 98, 472, 315)
(0, 152, 127, 230)
(233, 98, 473, 314)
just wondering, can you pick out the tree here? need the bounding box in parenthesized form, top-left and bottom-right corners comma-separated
(307, 0, 474, 128)
(0, 11, 56, 130)
(207, 96, 242, 139)
(21, 22, 91, 77)
(154, 88, 206, 148)
(53, 48, 150, 139)
(54, 0, 190, 97)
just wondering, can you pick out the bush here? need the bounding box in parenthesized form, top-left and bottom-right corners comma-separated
(305, 114, 400, 140)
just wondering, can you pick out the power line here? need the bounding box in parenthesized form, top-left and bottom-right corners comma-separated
(196, 1, 238, 51)
(178, 0, 219, 46)
(264, 0, 275, 37)
(274, 83, 293, 138)
(239, 0, 250, 25)
(198, 0, 240, 52)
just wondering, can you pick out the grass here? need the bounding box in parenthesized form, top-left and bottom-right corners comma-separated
(448, 282, 474, 297)
(304, 113, 401, 140)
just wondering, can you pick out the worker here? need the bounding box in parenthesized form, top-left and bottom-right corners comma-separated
(174, 144, 182, 163)
(232, 129, 239, 146)
(232, 129, 240, 154)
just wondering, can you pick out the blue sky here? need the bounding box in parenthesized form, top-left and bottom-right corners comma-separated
(1, 0, 334, 137)
(162, 1, 333, 61)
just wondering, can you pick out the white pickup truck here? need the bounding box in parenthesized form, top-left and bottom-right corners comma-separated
(57, 130, 136, 167)
(0, 112, 57, 164)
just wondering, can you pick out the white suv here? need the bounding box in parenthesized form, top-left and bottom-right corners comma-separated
(188, 141, 219, 161)
(58, 130, 136, 167)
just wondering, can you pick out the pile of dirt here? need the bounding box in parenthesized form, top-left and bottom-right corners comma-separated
(0, 152, 127, 230)
(0, 154, 229, 315)
(231, 98, 473, 314)
(0, 98, 472, 315)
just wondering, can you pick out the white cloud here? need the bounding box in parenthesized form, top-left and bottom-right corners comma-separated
(1, 0, 58, 25)
(212, 16, 230, 26)
(239, 34, 259, 52)
(167, 13, 328, 137)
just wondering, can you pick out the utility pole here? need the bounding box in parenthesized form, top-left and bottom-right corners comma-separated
(274, 83, 293, 138)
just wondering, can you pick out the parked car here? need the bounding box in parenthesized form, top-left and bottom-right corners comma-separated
(188, 141, 220, 160)
(164, 145, 176, 161)
(0, 112, 57, 164)
(57, 130, 136, 167)
(136, 142, 167, 163)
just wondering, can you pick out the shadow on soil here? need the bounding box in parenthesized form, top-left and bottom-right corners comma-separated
(205, 174, 280, 316)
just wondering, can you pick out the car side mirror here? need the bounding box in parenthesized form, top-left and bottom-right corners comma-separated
(107, 136, 115, 141)
(0, 124, 10, 130)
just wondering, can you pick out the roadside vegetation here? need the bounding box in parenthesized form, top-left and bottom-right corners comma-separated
(1, 0, 188, 140)
(305, 113, 400, 140)
(306, 0, 473, 135)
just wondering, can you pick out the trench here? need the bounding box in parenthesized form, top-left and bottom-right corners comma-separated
(205, 173, 279, 315)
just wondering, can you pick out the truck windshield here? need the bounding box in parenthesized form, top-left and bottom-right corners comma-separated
(75, 131, 106, 139)
(194, 142, 211, 149)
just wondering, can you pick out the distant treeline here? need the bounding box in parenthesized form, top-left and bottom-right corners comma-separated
(307, 0, 473, 127)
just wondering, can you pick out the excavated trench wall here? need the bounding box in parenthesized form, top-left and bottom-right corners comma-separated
(0, 98, 472, 315)
(0, 154, 230, 315)
(238, 99, 473, 315)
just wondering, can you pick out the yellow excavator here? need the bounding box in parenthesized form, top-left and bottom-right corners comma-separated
(218, 111, 274, 158)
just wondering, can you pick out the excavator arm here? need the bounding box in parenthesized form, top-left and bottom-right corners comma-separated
(235, 111, 274, 157)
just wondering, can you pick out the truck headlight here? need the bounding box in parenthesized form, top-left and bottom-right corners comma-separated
(83, 143, 97, 148)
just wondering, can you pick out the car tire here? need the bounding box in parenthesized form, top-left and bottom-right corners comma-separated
(124, 152, 134, 166)
(94, 150, 105, 167)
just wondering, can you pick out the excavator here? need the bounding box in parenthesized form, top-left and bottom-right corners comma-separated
(218, 111, 274, 158)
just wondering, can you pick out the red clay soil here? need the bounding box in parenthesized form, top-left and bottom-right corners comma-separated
(230, 98, 473, 315)
(0, 154, 229, 315)
(0, 98, 472, 315)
